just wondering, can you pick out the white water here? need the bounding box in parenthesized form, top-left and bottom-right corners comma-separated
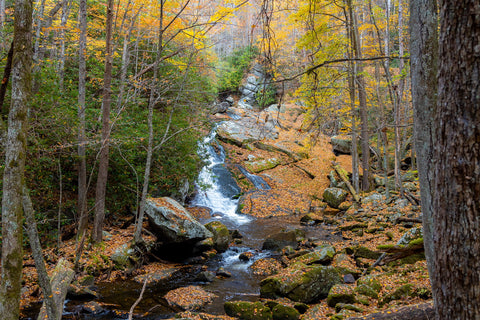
(192, 128, 251, 225)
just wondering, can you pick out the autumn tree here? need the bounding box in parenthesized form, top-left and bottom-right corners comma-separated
(0, 0, 33, 317)
(430, 0, 480, 318)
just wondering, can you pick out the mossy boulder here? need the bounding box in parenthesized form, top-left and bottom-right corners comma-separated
(224, 301, 272, 320)
(323, 188, 348, 209)
(291, 245, 336, 265)
(272, 304, 301, 320)
(335, 303, 364, 313)
(354, 284, 378, 299)
(260, 263, 342, 303)
(245, 158, 281, 173)
(205, 221, 231, 252)
(110, 243, 134, 269)
(346, 245, 382, 260)
(379, 284, 413, 307)
(262, 230, 303, 251)
(327, 284, 356, 307)
(356, 275, 382, 292)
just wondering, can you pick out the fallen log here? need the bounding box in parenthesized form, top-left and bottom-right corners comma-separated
(346, 302, 434, 320)
(332, 163, 360, 203)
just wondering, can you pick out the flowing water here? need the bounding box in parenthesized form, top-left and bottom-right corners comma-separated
(23, 125, 331, 319)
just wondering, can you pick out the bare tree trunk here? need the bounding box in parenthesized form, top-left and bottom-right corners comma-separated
(0, 0, 33, 315)
(409, 0, 437, 284)
(348, 0, 370, 191)
(0, 0, 5, 51)
(75, 0, 88, 268)
(58, 0, 71, 90)
(93, 0, 114, 243)
(22, 187, 58, 320)
(33, 0, 46, 64)
(134, 0, 164, 243)
(431, 0, 480, 318)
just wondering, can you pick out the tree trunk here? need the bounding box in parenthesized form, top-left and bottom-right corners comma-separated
(409, 0, 437, 285)
(431, 1, 480, 318)
(134, 0, 164, 243)
(0, 0, 33, 316)
(348, 0, 370, 191)
(0, 41, 14, 114)
(58, 0, 71, 89)
(93, 0, 114, 243)
(76, 0, 88, 254)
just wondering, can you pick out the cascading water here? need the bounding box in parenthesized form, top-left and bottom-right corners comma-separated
(192, 126, 252, 226)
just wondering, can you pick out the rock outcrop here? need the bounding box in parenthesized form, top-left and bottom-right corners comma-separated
(145, 197, 213, 244)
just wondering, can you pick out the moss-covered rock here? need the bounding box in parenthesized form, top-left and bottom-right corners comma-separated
(272, 304, 301, 320)
(356, 275, 382, 292)
(323, 188, 348, 209)
(245, 158, 281, 173)
(224, 301, 272, 320)
(327, 284, 355, 307)
(205, 221, 231, 252)
(354, 284, 378, 299)
(291, 245, 336, 265)
(260, 263, 342, 303)
(346, 246, 382, 260)
(379, 284, 413, 307)
(334, 303, 364, 313)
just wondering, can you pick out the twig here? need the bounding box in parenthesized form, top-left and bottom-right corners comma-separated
(128, 275, 150, 320)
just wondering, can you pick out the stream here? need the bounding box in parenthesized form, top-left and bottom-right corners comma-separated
(23, 126, 332, 319)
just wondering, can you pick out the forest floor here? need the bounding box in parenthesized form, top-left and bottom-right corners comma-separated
(19, 99, 432, 319)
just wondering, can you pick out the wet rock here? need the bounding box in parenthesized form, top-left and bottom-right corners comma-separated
(67, 283, 98, 300)
(145, 197, 213, 244)
(81, 301, 105, 315)
(224, 301, 272, 320)
(291, 245, 336, 265)
(272, 304, 300, 320)
(195, 270, 216, 282)
(323, 188, 348, 209)
(260, 263, 342, 303)
(165, 285, 216, 311)
(133, 267, 182, 285)
(216, 267, 232, 278)
(327, 284, 356, 307)
(205, 221, 231, 252)
(239, 251, 254, 261)
(262, 230, 300, 251)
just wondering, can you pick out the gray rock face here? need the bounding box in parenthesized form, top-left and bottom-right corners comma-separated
(330, 135, 353, 154)
(323, 187, 348, 209)
(217, 117, 279, 146)
(204, 220, 231, 252)
(145, 197, 213, 243)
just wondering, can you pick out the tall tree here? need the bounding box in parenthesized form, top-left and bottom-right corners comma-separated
(93, 0, 115, 243)
(75, 0, 88, 266)
(431, 0, 480, 318)
(409, 0, 437, 280)
(0, 0, 33, 316)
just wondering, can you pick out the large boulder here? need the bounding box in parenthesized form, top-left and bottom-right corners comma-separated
(211, 101, 230, 114)
(204, 221, 231, 252)
(145, 197, 213, 244)
(323, 188, 348, 209)
(260, 263, 343, 303)
(291, 245, 336, 265)
(330, 135, 353, 154)
(262, 230, 304, 251)
(217, 117, 279, 147)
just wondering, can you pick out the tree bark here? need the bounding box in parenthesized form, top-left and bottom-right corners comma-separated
(75, 0, 88, 266)
(432, 1, 480, 318)
(0, 41, 14, 114)
(409, 0, 438, 285)
(93, 0, 114, 243)
(0, 0, 33, 316)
